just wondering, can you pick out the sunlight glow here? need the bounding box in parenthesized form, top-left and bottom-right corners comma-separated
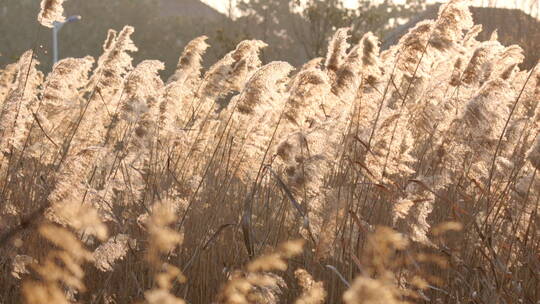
(203, 0, 524, 15)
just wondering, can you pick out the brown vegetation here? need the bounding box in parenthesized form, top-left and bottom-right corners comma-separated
(0, 0, 539, 303)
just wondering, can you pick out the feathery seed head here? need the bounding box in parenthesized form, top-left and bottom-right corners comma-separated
(463, 24, 483, 46)
(43, 56, 95, 111)
(294, 269, 326, 304)
(177, 36, 209, 69)
(450, 57, 464, 86)
(397, 20, 435, 76)
(38, 0, 66, 28)
(90, 26, 138, 99)
(285, 69, 331, 126)
(236, 61, 293, 115)
(461, 41, 503, 85)
(361, 32, 380, 67)
(102, 29, 117, 51)
(430, 0, 473, 51)
(0, 63, 18, 103)
(325, 28, 351, 73)
(168, 36, 209, 84)
(527, 135, 540, 170)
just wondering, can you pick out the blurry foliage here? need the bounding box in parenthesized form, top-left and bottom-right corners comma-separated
(236, 0, 427, 62)
(1, 0, 426, 74)
(0, 0, 233, 77)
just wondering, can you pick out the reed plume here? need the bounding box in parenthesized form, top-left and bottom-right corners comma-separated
(294, 269, 326, 304)
(527, 134, 540, 170)
(0, 63, 17, 104)
(88, 26, 138, 101)
(0, 51, 42, 152)
(334, 32, 381, 99)
(325, 28, 350, 73)
(430, 0, 473, 51)
(144, 200, 186, 304)
(38, 0, 66, 28)
(22, 225, 94, 304)
(396, 20, 434, 76)
(168, 36, 209, 85)
(3, 10, 540, 304)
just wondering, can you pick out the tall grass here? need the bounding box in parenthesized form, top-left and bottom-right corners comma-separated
(0, 0, 539, 303)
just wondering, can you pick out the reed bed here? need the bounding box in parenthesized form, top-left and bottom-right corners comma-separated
(0, 0, 539, 303)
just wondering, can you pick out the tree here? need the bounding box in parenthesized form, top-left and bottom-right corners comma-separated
(291, 0, 356, 58)
(236, 0, 427, 63)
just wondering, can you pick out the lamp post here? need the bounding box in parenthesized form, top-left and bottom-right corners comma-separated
(52, 15, 81, 65)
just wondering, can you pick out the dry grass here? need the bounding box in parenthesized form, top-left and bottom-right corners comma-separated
(0, 0, 539, 303)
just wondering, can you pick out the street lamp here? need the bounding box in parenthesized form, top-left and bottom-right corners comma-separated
(52, 15, 82, 65)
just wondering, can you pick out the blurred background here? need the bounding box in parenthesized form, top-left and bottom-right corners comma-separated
(1, 0, 539, 77)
